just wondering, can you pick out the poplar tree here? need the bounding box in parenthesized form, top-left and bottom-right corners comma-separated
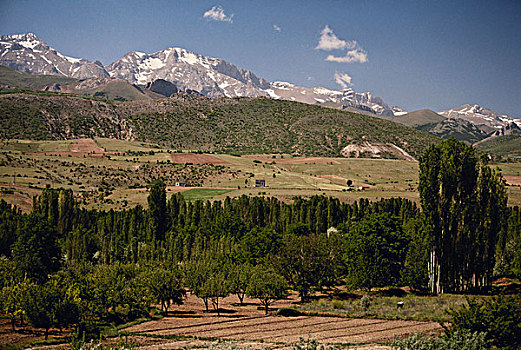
(419, 139, 507, 294)
(147, 180, 167, 241)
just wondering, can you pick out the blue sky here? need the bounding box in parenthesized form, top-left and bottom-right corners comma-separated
(1, 0, 520, 116)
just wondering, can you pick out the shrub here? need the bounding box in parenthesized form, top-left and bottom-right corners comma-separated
(360, 295, 371, 310)
(391, 331, 489, 350)
(445, 295, 521, 349)
(331, 299, 344, 310)
(276, 307, 304, 317)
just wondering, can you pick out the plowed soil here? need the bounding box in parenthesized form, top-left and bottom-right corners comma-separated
(505, 175, 521, 186)
(122, 292, 441, 349)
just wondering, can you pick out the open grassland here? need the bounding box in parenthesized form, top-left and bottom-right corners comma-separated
(1, 139, 520, 211)
(298, 293, 472, 323)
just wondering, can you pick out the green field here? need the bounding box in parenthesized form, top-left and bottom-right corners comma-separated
(1, 138, 520, 211)
(181, 188, 234, 201)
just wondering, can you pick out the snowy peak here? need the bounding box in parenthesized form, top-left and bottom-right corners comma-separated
(106, 47, 269, 97)
(1, 32, 400, 112)
(438, 104, 519, 130)
(265, 82, 398, 116)
(5, 32, 44, 50)
(0, 33, 108, 79)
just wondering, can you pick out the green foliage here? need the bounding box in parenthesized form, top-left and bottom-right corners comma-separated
(277, 231, 341, 301)
(419, 138, 508, 294)
(246, 265, 288, 314)
(24, 278, 80, 339)
(360, 295, 371, 310)
(0, 200, 20, 257)
(401, 218, 431, 291)
(185, 259, 229, 313)
(226, 262, 253, 305)
(147, 180, 167, 240)
(143, 264, 185, 313)
(445, 296, 521, 349)
(342, 213, 409, 290)
(12, 212, 61, 283)
(391, 331, 489, 350)
(0, 271, 35, 331)
(0, 93, 438, 158)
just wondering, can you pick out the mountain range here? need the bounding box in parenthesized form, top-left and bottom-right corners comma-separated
(0, 33, 403, 116)
(1, 32, 520, 147)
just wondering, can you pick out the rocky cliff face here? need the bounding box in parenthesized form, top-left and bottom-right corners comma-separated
(0, 33, 108, 79)
(105, 48, 269, 97)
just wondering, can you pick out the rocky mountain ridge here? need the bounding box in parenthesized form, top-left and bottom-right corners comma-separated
(0, 33, 398, 116)
(2, 33, 520, 130)
(0, 33, 108, 79)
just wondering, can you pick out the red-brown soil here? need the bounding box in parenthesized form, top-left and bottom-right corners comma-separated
(0, 318, 69, 348)
(170, 153, 231, 165)
(68, 138, 105, 153)
(122, 292, 441, 348)
(504, 175, 521, 186)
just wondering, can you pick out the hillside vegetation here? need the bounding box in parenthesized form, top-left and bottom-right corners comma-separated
(0, 91, 439, 158)
(476, 134, 521, 159)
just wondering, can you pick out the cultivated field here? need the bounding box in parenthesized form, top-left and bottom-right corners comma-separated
(118, 292, 441, 349)
(1, 138, 520, 211)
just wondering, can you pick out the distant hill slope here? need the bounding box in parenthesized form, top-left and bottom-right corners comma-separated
(417, 118, 490, 144)
(386, 109, 446, 128)
(379, 108, 495, 144)
(0, 65, 77, 89)
(475, 134, 521, 159)
(0, 65, 163, 101)
(0, 92, 439, 159)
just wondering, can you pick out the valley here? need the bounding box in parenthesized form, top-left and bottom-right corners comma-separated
(1, 138, 520, 213)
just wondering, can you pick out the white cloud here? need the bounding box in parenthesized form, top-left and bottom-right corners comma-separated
(203, 5, 234, 23)
(334, 72, 353, 89)
(273, 24, 281, 32)
(316, 25, 368, 64)
(326, 48, 368, 63)
(315, 25, 356, 51)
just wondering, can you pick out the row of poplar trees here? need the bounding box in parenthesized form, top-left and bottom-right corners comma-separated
(419, 138, 508, 294)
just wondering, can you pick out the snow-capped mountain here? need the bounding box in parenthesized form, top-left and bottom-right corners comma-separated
(0, 33, 108, 79)
(106, 48, 270, 97)
(0, 33, 403, 115)
(265, 82, 398, 116)
(438, 104, 521, 130)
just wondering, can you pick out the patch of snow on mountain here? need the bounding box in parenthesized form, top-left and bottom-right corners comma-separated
(144, 57, 165, 70)
(265, 89, 280, 98)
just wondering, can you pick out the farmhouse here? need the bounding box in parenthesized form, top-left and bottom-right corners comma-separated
(255, 179, 266, 187)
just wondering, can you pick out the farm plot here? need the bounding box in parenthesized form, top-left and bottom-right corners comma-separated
(22, 138, 122, 158)
(171, 153, 231, 165)
(126, 315, 440, 346)
(123, 293, 441, 348)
